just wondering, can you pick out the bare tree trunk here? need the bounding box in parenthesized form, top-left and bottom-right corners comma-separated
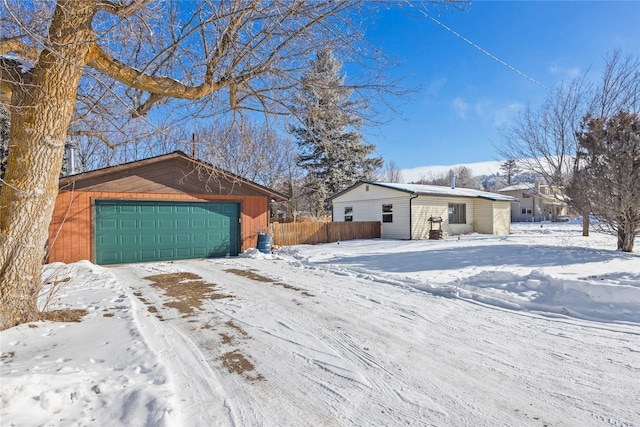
(582, 212, 590, 237)
(617, 218, 636, 252)
(0, 0, 95, 330)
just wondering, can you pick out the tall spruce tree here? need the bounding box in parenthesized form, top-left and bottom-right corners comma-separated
(499, 159, 521, 186)
(292, 49, 382, 215)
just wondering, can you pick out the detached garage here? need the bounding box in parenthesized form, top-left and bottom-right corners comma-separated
(329, 181, 516, 239)
(48, 151, 287, 265)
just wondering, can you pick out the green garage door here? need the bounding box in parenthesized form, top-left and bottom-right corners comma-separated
(95, 200, 239, 265)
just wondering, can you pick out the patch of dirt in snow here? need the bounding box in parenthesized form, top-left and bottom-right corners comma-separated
(137, 270, 264, 384)
(40, 308, 88, 323)
(143, 272, 232, 316)
(224, 320, 248, 337)
(132, 291, 164, 320)
(38, 273, 88, 323)
(225, 268, 315, 297)
(224, 268, 275, 283)
(214, 318, 263, 381)
(218, 321, 248, 344)
(220, 350, 264, 382)
(0, 351, 14, 362)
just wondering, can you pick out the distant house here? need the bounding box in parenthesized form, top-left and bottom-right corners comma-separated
(328, 181, 517, 239)
(47, 151, 287, 265)
(498, 182, 568, 222)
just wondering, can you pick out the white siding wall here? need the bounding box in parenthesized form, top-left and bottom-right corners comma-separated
(492, 201, 512, 235)
(332, 184, 411, 239)
(411, 196, 475, 238)
(411, 197, 446, 239)
(473, 199, 495, 234)
(333, 184, 511, 239)
(473, 199, 512, 235)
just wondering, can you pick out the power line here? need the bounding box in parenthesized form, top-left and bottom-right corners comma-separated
(406, 2, 551, 92)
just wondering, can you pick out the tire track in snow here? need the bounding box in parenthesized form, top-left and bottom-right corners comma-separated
(276, 261, 490, 423)
(261, 316, 432, 426)
(232, 263, 456, 425)
(311, 326, 448, 425)
(111, 264, 241, 426)
(114, 256, 640, 426)
(201, 261, 436, 425)
(184, 260, 350, 425)
(261, 257, 640, 426)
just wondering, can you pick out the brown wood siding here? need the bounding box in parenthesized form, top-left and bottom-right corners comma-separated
(47, 191, 268, 263)
(63, 156, 272, 198)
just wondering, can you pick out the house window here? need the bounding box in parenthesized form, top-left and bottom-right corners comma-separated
(448, 203, 466, 224)
(344, 206, 353, 222)
(382, 204, 393, 223)
(522, 208, 532, 214)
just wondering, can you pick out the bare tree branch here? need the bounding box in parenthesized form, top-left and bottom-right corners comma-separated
(86, 42, 227, 99)
(0, 38, 39, 62)
(96, 0, 155, 17)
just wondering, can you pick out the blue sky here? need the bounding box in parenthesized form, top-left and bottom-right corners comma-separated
(363, 1, 640, 171)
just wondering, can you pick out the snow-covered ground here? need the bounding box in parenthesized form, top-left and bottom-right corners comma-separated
(1, 222, 639, 426)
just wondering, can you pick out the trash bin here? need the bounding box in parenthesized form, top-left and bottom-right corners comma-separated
(257, 234, 273, 254)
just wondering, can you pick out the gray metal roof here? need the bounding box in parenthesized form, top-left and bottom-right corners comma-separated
(330, 181, 517, 202)
(498, 183, 533, 192)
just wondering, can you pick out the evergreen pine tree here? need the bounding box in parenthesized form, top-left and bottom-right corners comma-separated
(500, 159, 521, 186)
(291, 49, 382, 215)
(571, 111, 640, 252)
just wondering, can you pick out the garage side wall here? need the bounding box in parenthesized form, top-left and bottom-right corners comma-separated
(48, 191, 268, 263)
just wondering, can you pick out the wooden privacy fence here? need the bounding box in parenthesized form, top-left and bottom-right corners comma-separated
(269, 221, 381, 247)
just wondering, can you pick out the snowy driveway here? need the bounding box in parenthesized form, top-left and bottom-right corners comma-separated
(2, 223, 639, 426)
(107, 224, 639, 426)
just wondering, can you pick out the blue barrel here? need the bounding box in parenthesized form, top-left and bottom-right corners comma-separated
(257, 234, 273, 254)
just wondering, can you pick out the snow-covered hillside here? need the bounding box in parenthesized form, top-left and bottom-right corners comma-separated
(1, 223, 639, 426)
(401, 160, 503, 183)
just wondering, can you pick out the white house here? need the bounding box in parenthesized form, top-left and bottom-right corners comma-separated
(328, 181, 517, 239)
(498, 182, 569, 222)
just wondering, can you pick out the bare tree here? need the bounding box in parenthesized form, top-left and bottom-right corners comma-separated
(449, 166, 479, 189)
(415, 166, 479, 189)
(499, 51, 639, 237)
(499, 77, 588, 188)
(571, 112, 640, 252)
(378, 160, 404, 183)
(0, 0, 455, 330)
(590, 51, 640, 118)
(197, 118, 298, 189)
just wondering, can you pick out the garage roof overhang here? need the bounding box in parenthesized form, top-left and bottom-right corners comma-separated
(58, 151, 288, 202)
